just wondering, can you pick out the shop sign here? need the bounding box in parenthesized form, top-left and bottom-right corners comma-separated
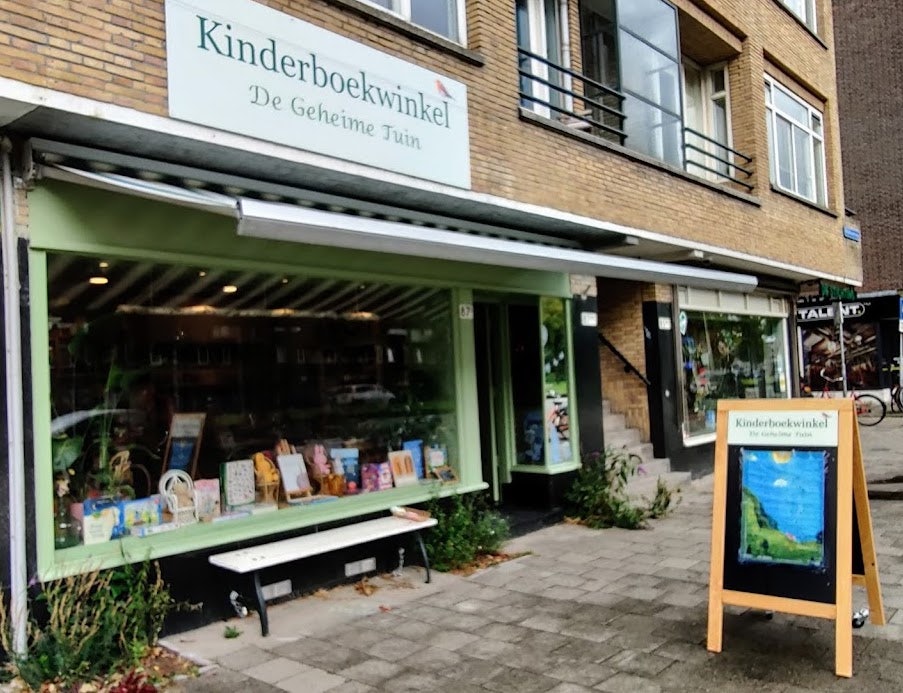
(797, 280, 857, 302)
(796, 302, 866, 323)
(165, 0, 471, 188)
(898, 297, 903, 333)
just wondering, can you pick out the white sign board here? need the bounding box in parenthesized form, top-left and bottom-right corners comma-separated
(165, 0, 471, 189)
(727, 410, 839, 448)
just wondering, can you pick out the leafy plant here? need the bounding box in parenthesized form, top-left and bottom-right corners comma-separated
(109, 670, 158, 693)
(223, 626, 242, 639)
(423, 492, 509, 572)
(0, 560, 180, 690)
(566, 448, 679, 529)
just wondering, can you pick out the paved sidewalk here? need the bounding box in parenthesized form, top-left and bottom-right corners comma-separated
(166, 418, 903, 692)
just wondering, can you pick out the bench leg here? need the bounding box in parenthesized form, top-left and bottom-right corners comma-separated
(414, 531, 431, 584)
(251, 571, 269, 637)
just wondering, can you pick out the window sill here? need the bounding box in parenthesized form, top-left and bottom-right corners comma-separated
(42, 481, 487, 579)
(770, 184, 838, 218)
(683, 431, 716, 448)
(519, 108, 761, 208)
(511, 461, 582, 475)
(322, 0, 485, 67)
(771, 1, 828, 49)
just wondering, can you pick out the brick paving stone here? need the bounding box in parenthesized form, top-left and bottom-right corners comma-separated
(276, 667, 345, 693)
(595, 672, 662, 693)
(216, 644, 276, 671)
(272, 637, 369, 671)
(374, 670, 447, 691)
(547, 684, 598, 693)
(337, 659, 405, 686)
(324, 683, 376, 693)
(483, 666, 562, 693)
(242, 657, 310, 684)
(428, 628, 480, 650)
(540, 586, 589, 601)
(398, 645, 465, 672)
(604, 649, 674, 677)
(437, 657, 506, 684)
(456, 635, 517, 660)
(543, 660, 617, 687)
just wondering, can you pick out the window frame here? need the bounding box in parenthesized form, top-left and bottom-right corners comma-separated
(682, 60, 733, 182)
(516, 0, 566, 118)
(360, 0, 468, 45)
(764, 75, 828, 206)
(778, 0, 817, 33)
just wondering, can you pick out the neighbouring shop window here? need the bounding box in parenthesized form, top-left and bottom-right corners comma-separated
(509, 299, 574, 466)
(47, 253, 457, 549)
(541, 297, 572, 463)
(680, 311, 789, 437)
(799, 322, 880, 393)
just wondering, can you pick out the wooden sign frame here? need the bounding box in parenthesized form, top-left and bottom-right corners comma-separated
(707, 398, 884, 678)
(161, 412, 206, 478)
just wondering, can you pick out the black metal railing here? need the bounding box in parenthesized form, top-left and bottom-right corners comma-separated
(598, 332, 651, 388)
(517, 47, 627, 144)
(682, 127, 754, 191)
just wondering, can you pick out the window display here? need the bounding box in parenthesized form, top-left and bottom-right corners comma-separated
(47, 253, 457, 547)
(679, 310, 789, 438)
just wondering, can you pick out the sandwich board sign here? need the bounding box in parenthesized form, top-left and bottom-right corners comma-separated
(706, 399, 884, 678)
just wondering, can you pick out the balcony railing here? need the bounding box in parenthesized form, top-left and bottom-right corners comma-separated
(517, 47, 626, 145)
(517, 48, 757, 194)
(683, 127, 754, 191)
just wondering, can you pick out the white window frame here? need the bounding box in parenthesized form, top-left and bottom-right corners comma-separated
(682, 60, 733, 182)
(517, 0, 566, 119)
(779, 0, 817, 32)
(765, 76, 828, 206)
(361, 0, 467, 45)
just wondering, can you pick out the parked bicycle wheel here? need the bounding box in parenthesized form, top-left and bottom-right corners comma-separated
(855, 393, 886, 426)
(894, 384, 903, 413)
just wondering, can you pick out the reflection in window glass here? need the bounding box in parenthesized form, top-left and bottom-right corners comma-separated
(509, 303, 544, 465)
(410, 0, 458, 42)
(47, 254, 457, 548)
(617, 0, 679, 59)
(680, 311, 788, 437)
(541, 297, 571, 464)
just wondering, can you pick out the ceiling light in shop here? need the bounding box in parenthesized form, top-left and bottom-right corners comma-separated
(198, 270, 207, 277)
(222, 285, 238, 293)
(281, 277, 289, 284)
(88, 276, 109, 285)
(98, 261, 109, 268)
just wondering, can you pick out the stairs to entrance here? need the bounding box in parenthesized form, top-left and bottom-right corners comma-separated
(602, 400, 691, 501)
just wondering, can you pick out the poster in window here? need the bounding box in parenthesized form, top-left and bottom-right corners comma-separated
(163, 412, 206, 478)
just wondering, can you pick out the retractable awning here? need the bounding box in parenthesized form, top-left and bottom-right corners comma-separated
(40, 164, 758, 293)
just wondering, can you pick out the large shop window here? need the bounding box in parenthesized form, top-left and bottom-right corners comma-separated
(680, 311, 789, 438)
(47, 253, 457, 549)
(765, 76, 827, 206)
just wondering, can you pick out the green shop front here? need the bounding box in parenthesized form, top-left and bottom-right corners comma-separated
(31, 162, 590, 582)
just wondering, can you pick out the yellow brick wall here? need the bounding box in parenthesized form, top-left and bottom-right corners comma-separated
(597, 278, 651, 441)
(0, 0, 854, 281)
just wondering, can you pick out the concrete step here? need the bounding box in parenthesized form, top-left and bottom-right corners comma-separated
(602, 412, 627, 433)
(632, 458, 671, 478)
(604, 427, 641, 448)
(626, 471, 692, 501)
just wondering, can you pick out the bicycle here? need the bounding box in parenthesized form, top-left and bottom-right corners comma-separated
(806, 370, 886, 426)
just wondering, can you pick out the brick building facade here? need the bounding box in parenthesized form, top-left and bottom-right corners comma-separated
(833, 0, 902, 291)
(0, 0, 861, 632)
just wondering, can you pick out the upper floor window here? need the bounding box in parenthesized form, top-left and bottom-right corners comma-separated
(683, 63, 731, 180)
(364, 0, 465, 43)
(779, 0, 817, 31)
(765, 76, 827, 206)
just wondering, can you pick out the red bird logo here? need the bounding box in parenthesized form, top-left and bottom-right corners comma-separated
(435, 79, 453, 100)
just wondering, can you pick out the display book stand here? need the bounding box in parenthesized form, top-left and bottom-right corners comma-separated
(706, 398, 885, 678)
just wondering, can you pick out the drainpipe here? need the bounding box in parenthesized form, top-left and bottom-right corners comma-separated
(559, 0, 573, 113)
(1, 137, 27, 656)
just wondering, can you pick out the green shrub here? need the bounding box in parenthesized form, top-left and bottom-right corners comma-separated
(424, 493, 510, 572)
(1, 560, 179, 690)
(567, 448, 679, 529)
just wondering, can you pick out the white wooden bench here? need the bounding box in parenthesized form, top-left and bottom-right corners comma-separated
(209, 515, 438, 635)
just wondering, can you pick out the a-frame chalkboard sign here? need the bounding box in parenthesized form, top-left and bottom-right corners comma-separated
(707, 398, 884, 678)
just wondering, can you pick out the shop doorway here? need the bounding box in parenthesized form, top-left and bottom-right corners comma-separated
(475, 302, 506, 502)
(474, 299, 549, 505)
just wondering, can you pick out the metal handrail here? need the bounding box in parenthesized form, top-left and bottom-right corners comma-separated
(518, 47, 627, 145)
(598, 332, 651, 388)
(682, 127, 755, 191)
